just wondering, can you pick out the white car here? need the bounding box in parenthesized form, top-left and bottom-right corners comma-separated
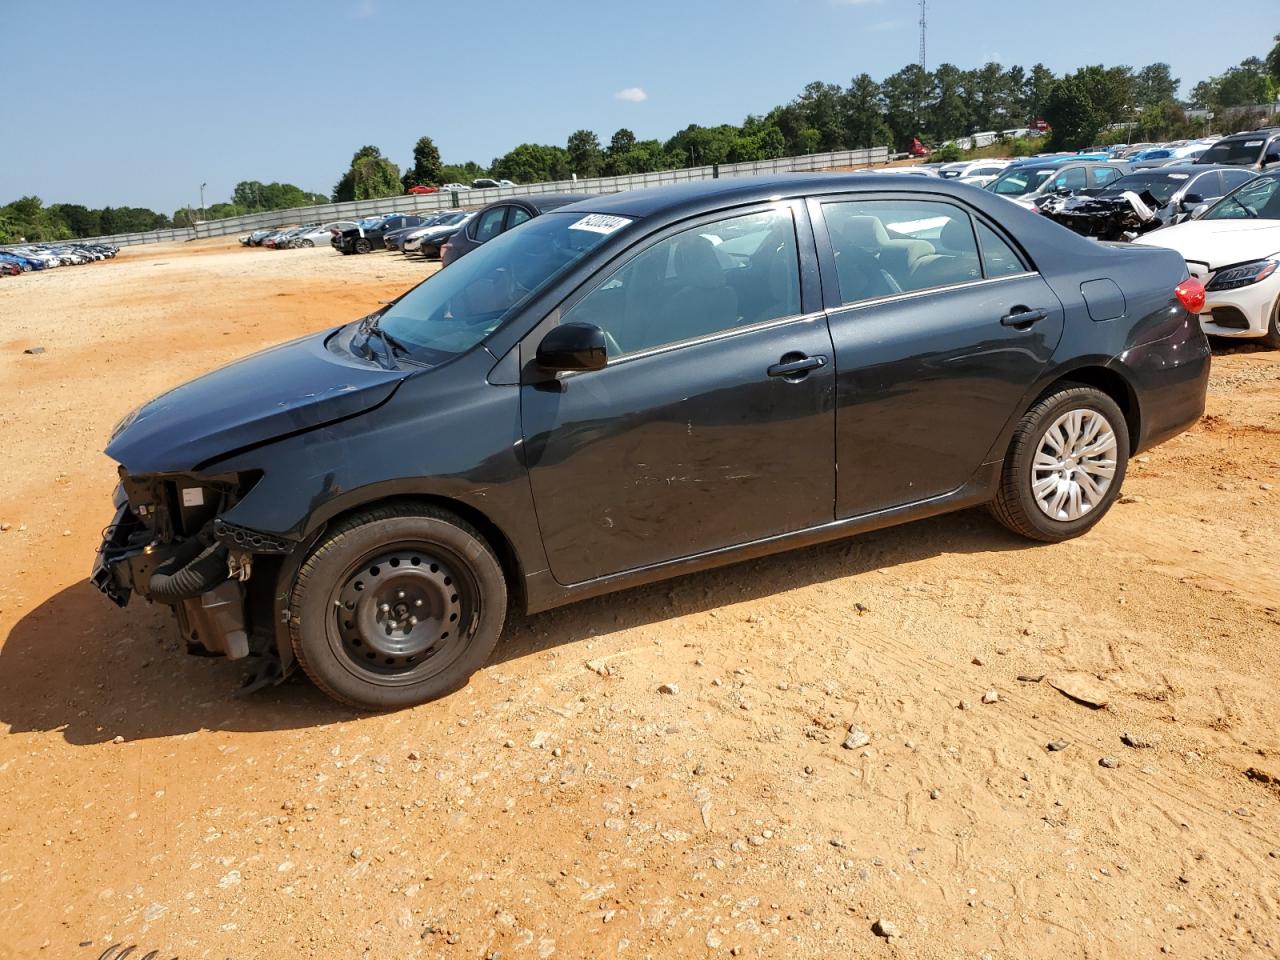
(1133, 172, 1280, 346)
(292, 222, 355, 248)
(956, 160, 1014, 188)
(939, 159, 1012, 184)
(402, 212, 474, 252)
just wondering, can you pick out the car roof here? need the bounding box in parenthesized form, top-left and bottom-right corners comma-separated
(1124, 164, 1245, 176)
(554, 172, 1062, 221)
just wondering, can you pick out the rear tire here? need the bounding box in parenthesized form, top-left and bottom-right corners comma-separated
(990, 384, 1129, 542)
(289, 503, 508, 710)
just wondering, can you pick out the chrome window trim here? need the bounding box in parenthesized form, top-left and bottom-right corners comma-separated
(602, 310, 827, 368)
(831, 271, 1038, 313)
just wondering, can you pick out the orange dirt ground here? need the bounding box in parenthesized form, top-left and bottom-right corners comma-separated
(0, 238, 1278, 959)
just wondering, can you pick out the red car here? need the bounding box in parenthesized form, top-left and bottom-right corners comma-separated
(0, 261, 21, 277)
(406, 185, 440, 195)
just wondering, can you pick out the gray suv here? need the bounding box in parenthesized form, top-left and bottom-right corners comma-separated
(1195, 128, 1280, 172)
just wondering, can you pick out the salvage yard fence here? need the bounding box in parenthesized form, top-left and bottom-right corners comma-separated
(9, 146, 891, 250)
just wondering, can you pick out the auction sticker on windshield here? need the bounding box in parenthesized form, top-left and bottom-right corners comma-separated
(569, 214, 632, 235)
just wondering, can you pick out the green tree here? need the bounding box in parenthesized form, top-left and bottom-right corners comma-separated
(794, 81, 847, 151)
(403, 136, 443, 189)
(929, 63, 971, 141)
(439, 161, 487, 185)
(490, 143, 571, 184)
(881, 64, 931, 147)
(1133, 63, 1179, 108)
(1023, 63, 1057, 122)
(1042, 75, 1101, 149)
(842, 74, 891, 148)
(566, 129, 603, 178)
(332, 146, 402, 202)
(1267, 34, 1280, 85)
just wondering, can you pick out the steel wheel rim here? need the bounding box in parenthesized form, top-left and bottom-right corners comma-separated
(326, 541, 476, 687)
(1030, 408, 1118, 522)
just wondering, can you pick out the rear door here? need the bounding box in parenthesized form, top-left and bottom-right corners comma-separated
(810, 194, 1065, 519)
(520, 202, 836, 584)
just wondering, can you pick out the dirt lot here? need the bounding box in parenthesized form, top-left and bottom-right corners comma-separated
(1, 238, 1278, 960)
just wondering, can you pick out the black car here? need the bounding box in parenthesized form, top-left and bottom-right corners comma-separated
(336, 214, 428, 254)
(1038, 165, 1257, 240)
(93, 175, 1210, 710)
(440, 193, 590, 267)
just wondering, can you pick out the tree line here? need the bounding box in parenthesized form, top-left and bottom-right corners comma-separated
(6, 34, 1277, 241)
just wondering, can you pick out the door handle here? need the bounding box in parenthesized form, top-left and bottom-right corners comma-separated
(767, 353, 827, 380)
(1001, 307, 1048, 328)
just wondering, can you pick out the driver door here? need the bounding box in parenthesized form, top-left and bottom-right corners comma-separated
(519, 202, 836, 585)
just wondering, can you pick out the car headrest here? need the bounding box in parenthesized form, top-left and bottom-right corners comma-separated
(939, 217, 972, 251)
(673, 235, 724, 290)
(839, 215, 891, 249)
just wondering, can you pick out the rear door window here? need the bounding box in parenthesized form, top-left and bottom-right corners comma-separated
(507, 207, 532, 231)
(1187, 171, 1222, 199)
(821, 199, 982, 303)
(473, 207, 507, 243)
(975, 221, 1027, 277)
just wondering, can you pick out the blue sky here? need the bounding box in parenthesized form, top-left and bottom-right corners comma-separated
(2, 0, 1275, 212)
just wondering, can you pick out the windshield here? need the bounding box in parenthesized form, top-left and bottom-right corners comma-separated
(1198, 138, 1266, 166)
(1100, 173, 1185, 205)
(377, 210, 630, 364)
(1202, 175, 1280, 221)
(989, 166, 1055, 196)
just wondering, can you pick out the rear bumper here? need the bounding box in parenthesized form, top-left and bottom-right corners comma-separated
(1116, 311, 1211, 453)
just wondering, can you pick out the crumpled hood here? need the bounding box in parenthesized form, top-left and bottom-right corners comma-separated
(107, 328, 409, 474)
(1134, 219, 1280, 268)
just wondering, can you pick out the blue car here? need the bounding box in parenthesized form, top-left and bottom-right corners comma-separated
(0, 251, 42, 271)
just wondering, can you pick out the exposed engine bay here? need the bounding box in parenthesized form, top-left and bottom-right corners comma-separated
(92, 470, 297, 689)
(1038, 190, 1172, 242)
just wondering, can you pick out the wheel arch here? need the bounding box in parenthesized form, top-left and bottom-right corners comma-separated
(1040, 364, 1141, 453)
(986, 361, 1142, 466)
(298, 490, 527, 610)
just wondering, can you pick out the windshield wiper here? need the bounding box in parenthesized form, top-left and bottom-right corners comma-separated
(354, 314, 411, 369)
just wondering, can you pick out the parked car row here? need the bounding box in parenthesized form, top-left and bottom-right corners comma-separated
(239, 222, 357, 249)
(0, 240, 119, 275)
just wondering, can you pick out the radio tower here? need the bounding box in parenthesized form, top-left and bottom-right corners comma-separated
(918, 0, 927, 72)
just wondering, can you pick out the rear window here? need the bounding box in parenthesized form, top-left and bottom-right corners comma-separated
(989, 166, 1055, 196)
(1198, 138, 1267, 166)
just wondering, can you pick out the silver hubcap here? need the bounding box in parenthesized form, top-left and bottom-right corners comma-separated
(1031, 409, 1118, 522)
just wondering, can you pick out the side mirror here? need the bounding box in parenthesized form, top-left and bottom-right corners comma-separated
(1265, 153, 1280, 168)
(1182, 192, 1203, 206)
(1190, 203, 1210, 220)
(536, 322, 608, 373)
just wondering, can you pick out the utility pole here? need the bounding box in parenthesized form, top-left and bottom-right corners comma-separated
(199, 183, 206, 219)
(918, 0, 927, 73)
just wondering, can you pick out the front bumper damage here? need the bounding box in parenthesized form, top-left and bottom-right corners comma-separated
(1039, 190, 1170, 242)
(91, 471, 302, 688)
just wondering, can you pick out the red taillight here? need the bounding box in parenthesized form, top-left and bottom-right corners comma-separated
(1174, 277, 1205, 314)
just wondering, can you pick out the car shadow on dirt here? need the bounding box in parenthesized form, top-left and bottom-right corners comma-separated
(0, 578, 353, 745)
(494, 508, 1035, 666)
(0, 509, 1032, 744)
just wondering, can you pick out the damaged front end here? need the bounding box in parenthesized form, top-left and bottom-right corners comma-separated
(92, 469, 297, 688)
(1038, 190, 1169, 242)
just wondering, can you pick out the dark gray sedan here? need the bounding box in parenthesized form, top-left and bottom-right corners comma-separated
(95, 174, 1210, 709)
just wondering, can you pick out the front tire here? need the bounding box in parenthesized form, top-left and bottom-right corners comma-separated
(289, 503, 508, 710)
(1263, 295, 1280, 349)
(991, 384, 1129, 542)
(301, 238, 314, 248)
(354, 238, 372, 254)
